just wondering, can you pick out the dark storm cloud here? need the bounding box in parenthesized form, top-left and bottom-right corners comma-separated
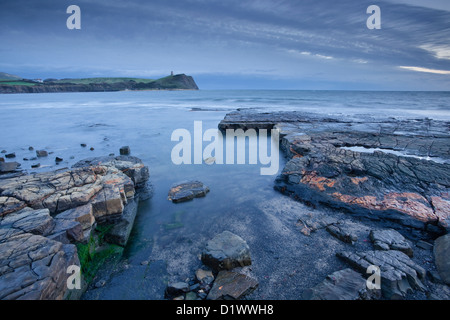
(1, 0, 449, 89)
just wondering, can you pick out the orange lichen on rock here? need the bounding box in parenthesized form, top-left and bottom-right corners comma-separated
(332, 192, 379, 208)
(431, 196, 450, 228)
(331, 191, 437, 222)
(350, 177, 368, 185)
(381, 193, 435, 222)
(301, 171, 336, 191)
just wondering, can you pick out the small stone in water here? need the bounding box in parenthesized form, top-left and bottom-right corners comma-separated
(120, 146, 131, 155)
(36, 150, 48, 157)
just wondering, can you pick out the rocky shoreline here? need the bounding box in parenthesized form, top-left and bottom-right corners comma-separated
(0, 153, 150, 299)
(218, 109, 450, 300)
(1, 109, 449, 301)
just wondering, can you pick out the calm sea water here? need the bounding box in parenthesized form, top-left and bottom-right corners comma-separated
(0, 90, 449, 299)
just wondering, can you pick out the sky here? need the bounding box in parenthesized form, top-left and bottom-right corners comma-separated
(0, 0, 449, 90)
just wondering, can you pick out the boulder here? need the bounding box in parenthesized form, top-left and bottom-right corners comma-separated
(434, 234, 450, 285)
(0, 162, 20, 173)
(166, 282, 190, 298)
(303, 268, 380, 300)
(207, 271, 258, 300)
(201, 231, 251, 272)
(36, 150, 48, 157)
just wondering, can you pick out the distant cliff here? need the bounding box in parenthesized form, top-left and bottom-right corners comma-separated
(0, 74, 199, 93)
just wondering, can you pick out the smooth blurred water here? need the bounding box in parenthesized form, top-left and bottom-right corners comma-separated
(0, 90, 449, 299)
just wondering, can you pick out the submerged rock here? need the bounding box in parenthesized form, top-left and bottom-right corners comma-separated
(0, 155, 151, 300)
(337, 250, 426, 299)
(201, 231, 252, 272)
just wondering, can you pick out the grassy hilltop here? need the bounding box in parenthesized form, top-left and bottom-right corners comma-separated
(0, 73, 199, 93)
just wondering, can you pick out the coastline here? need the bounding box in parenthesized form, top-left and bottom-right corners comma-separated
(1, 107, 449, 300)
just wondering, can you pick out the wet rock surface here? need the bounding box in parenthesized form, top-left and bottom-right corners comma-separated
(201, 231, 252, 272)
(207, 271, 258, 300)
(165, 231, 257, 301)
(434, 234, 450, 285)
(220, 110, 450, 234)
(303, 268, 380, 300)
(0, 155, 150, 300)
(370, 229, 413, 257)
(337, 250, 427, 300)
(168, 181, 210, 203)
(216, 110, 450, 300)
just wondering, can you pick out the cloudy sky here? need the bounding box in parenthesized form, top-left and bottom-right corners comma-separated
(1, 0, 449, 90)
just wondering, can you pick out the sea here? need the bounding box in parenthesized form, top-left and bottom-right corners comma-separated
(0, 90, 449, 299)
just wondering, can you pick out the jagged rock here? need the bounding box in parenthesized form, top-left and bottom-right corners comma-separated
(119, 146, 130, 156)
(370, 229, 413, 257)
(0, 207, 54, 236)
(168, 181, 209, 203)
(166, 282, 190, 297)
(0, 155, 150, 299)
(55, 204, 95, 233)
(202, 231, 252, 272)
(73, 155, 149, 188)
(337, 250, 426, 299)
(207, 271, 258, 300)
(219, 110, 450, 233)
(104, 198, 138, 246)
(0, 231, 79, 300)
(5, 153, 15, 159)
(296, 214, 339, 236)
(434, 234, 450, 285)
(303, 268, 381, 300)
(48, 219, 84, 244)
